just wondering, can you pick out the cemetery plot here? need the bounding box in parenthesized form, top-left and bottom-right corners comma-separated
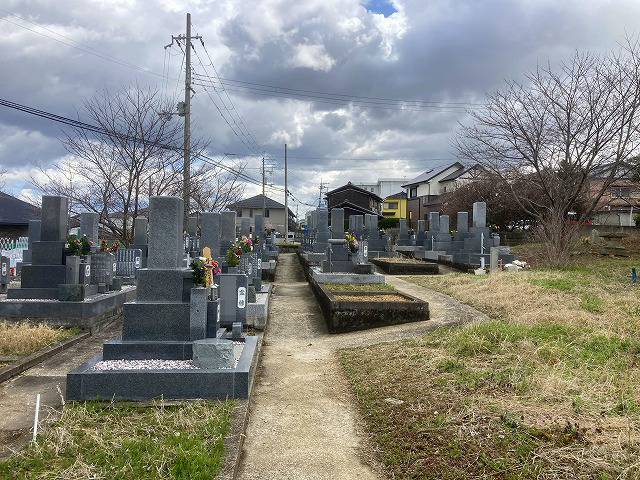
(313, 282, 429, 333)
(370, 257, 440, 275)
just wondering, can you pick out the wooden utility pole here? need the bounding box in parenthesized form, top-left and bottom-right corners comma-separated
(262, 156, 266, 219)
(284, 143, 289, 240)
(169, 13, 200, 223)
(183, 13, 192, 223)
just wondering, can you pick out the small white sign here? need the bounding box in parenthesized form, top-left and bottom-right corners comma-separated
(112, 262, 117, 273)
(85, 265, 91, 277)
(363, 245, 368, 258)
(1, 263, 6, 277)
(135, 257, 141, 268)
(237, 286, 246, 309)
(248, 263, 253, 275)
(258, 258, 262, 270)
(217, 302, 221, 320)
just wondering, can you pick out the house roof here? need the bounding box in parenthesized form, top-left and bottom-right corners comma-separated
(0, 192, 41, 225)
(401, 162, 464, 188)
(384, 191, 407, 200)
(227, 194, 293, 216)
(438, 164, 483, 183)
(325, 182, 384, 202)
(329, 200, 381, 216)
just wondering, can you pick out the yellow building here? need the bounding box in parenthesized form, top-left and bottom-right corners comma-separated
(381, 191, 407, 219)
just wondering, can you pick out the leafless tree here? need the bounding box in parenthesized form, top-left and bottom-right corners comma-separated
(33, 84, 245, 243)
(455, 38, 640, 264)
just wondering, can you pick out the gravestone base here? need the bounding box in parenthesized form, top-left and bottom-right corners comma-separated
(66, 335, 259, 400)
(0, 286, 135, 331)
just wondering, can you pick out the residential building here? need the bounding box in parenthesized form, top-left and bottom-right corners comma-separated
(227, 194, 296, 235)
(0, 192, 41, 238)
(381, 191, 407, 218)
(402, 162, 483, 227)
(356, 178, 408, 199)
(589, 178, 640, 226)
(326, 182, 383, 220)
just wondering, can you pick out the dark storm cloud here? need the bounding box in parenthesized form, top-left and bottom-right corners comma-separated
(2, 0, 640, 205)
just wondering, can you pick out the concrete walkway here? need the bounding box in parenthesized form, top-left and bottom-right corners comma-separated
(0, 321, 121, 457)
(237, 254, 487, 479)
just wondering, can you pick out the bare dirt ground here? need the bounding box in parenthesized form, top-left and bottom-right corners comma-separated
(237, 254, 487, 479)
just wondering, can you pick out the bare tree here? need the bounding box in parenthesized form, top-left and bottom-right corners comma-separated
(32, 84, 241, 243)
(455, 38, 640, 264)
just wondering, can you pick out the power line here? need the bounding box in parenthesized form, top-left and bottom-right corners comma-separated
(192, 78, 469, 113)
(0, 97, 271, 189)
(1, 7, 479, 113)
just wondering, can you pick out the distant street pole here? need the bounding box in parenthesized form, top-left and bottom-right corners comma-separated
(183, 13, 192, 223)
(284, 143, 288, 240)
(262, 155, 266, 221)
(169, 13, 200, 223)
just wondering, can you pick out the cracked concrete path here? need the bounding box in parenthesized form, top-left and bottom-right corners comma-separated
(237, 254, 486, 479)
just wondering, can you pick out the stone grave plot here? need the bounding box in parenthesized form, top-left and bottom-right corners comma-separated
(66, 196, 260, 401)
(419, 202, 517, 271)
(0, 196, 136, 331)
(311, 282, 429, 333)
(369, 257, 440, 275)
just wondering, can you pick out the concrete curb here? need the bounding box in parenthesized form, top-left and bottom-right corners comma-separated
(218, 330, 266, 480)
(0, 331, 90, 384)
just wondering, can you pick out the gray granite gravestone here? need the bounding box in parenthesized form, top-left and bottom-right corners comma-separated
(80, 212, 99, 245)
(131, 217, 148, 269)
(200, 212, 221, 259)
(219, 273, 248, 327)
(240, 217, 251, 238)
(313, 208, 330, 253)
(148, 197, 184, 269)
(15, 196, 69, 295)
(331, 208, 345, 239)
(220, 211, 237, 255)
(22, 219, 41, 264)
(116, 249, 142, 279)
(397, 218, 411, 246)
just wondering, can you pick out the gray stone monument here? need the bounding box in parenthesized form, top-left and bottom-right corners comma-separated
(22, 219, 41, 264)
(201, 212, 221, 259)
(331, 208, 345, 239)
(80, 212, 99, 244)
(240, 217, 251, 238)
(220, 211, 237, 255)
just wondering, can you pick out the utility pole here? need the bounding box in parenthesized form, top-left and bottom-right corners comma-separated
(262, 156, 266, 220)
(169, 13, 201, 224)
(284, 143, 289, 241)
(318, 179, 328, 207)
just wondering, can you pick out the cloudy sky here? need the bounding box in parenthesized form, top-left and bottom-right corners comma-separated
(2, 0, 640, 214)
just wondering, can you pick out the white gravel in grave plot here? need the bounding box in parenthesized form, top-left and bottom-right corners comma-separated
(90, 341, 246, 371)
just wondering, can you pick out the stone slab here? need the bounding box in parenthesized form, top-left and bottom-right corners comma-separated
(122, 301, 191, 341)
(192, 338, 234, 369)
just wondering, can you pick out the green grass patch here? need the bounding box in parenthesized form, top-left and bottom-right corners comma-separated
(529, 277, 575, 291)
(0, 400, 233, 479)
(323, 283, 396, 291)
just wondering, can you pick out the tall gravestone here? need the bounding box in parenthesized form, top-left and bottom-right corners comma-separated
(397, 218, 411, 246)
(331, 208, 344, 239)
(313, 208, 330, 253)
(132, 217, 149, 268)
(201, 212, 221, 260)
(240, 217, 251, 238)
(123, 196, 195, 341)
(220, 211, 237, 257)
(22, 219, 41, 264)
(80, 212, 99, 245)
(18, 196, 68, 292)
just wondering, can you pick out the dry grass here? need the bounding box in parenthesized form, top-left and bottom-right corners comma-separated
(333, 293, 411, 302)
(0, 321, 79, 356)
(340, 246, 640, 479)
(0, 400, 233, 479)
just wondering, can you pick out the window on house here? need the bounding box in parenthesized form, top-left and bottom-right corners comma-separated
(264, 209, 270, 218)
(385, 202, 399, 210)
(611, 186, 631, 198)
(409, 187, 417, 198)
(249, 208, 254, 218)
(443, 186, 447, 193)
